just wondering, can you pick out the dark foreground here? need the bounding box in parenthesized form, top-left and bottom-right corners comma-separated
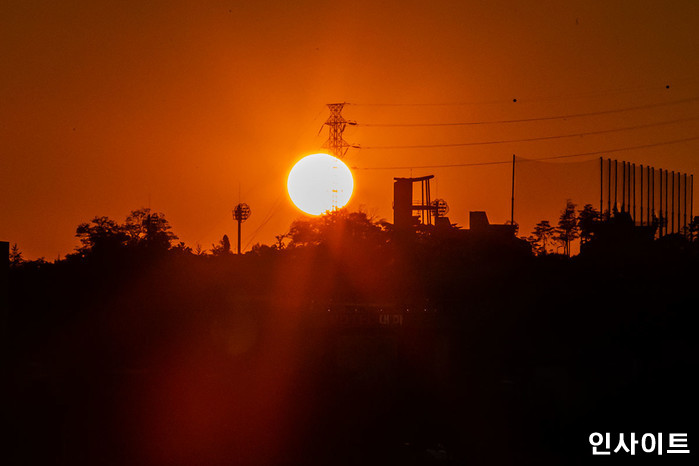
(7, 235, 698, 465)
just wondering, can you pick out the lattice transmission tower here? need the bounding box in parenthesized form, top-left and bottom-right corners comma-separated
(322, 103, 356, 159)
(322, 103, 356, 212)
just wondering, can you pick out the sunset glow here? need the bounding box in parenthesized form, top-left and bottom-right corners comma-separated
(287, 153, 354, 215)
(3, 3, 699, 464)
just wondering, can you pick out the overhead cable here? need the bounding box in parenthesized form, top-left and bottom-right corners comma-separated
(351, 135, 699, 170)
(357, 115, 699, 149)
(348, 82, 695, 107)
(356, 96, 699, 127)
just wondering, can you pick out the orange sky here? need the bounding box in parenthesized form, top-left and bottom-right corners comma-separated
(2, 0, 699, 259)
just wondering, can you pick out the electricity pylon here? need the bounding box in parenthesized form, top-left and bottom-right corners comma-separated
(322, 103, 356, 211)
(323, 103, 356, 159)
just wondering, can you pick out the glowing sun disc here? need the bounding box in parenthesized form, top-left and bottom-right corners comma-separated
(287, 153, 354, 215)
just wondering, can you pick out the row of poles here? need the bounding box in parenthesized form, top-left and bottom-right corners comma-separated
(600, 158, 694, 236)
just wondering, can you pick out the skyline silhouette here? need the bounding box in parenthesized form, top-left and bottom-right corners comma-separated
(5, 205, 698, 464)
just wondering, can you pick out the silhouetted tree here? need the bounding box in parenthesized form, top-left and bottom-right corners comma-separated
(211, 234, 232, 256)
(194, 243, 207, 256)
(75, 216, 129, 255)
(9, 243, 23, 268)
(505, 220, 519, 236)
(527, 220, 554, 255)
(577, 204, 600, 244)
(124, 208, 177, 250)
(274, 234, 288, 250)
(171, 241, 193, 254)
(250, 242, 275, 255)
(688, 216, 699, 242)
(74, 209, 178, 256)
(288, 208, 388, 248)
(554, 200, 579, 256)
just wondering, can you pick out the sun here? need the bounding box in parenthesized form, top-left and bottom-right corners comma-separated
(287, 153, 354, 215)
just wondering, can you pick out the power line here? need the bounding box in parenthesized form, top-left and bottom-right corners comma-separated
(356, 96, 699, 127)
(351, 135, 699, 170)
(348, 82, 697, 107)
(243, 195, 285, 251)
(349, 98, 513, 107)
(357, 115, 699, 149)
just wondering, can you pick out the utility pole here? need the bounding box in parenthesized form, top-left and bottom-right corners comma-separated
(621, 162, 626, 212)
(672, 171, 675, 234)
(511, 154, 515, 226)
(682, 173, 692, 235)
(648, 166, 651, 225)
(665, 170, 669, 236)
(607, 158, 612, 216)
(600, 157, 603, 215)
(632, 163, 636, 222)
(691, 174, 694, 239)
(640, 164, 643, 225)
(659, 168, 663, 236)
(651, 167, 655, 226)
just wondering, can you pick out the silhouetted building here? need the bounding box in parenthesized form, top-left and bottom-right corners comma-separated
(467, 211, 516, 239)
(580, 210, 657, 255)
(393, 175, 451, 230)
(391, 174, 528, 254)
(393, 177, 416, 229)
(458, 211, 532, 255)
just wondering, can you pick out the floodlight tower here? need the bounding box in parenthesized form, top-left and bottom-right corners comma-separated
(233, 203, 251, 254)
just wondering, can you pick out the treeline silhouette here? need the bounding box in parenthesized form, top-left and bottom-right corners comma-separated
(7, 206, 699, 465)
